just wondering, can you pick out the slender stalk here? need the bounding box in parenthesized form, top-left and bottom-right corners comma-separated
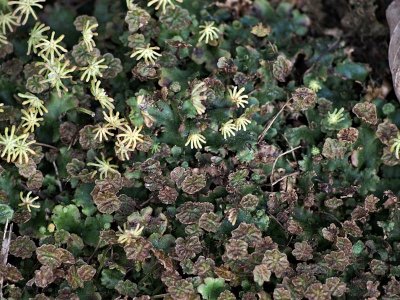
(76, 107, 95, 117)
(270, 146, 301, 192)
(269, 172, 299, 187)
(34, 142, 58, 150)
(258, 99, 291, 143)
(0, 220, 13, 300)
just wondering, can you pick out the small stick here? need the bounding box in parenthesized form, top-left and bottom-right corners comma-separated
(52, 161, 63, 192)
(152, 294, 169, 299)
(0, 219, 13, 300)
(267, 212, 288, 239)
(34, 142, 58, 151)
(283, 135, 297, 162)
(257, 100, 291, 143)
(269, 172, 299, 187)
(270, 146, 301, 192)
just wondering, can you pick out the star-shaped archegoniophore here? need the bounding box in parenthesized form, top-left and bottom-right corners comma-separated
(130, 44, 162, 65)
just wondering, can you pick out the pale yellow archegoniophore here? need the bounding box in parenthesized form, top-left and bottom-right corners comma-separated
(90, 80, 115, 111)
(20, 109, 43, 133)
(147, 0, 183, 14)
(0, 126, 25, 162)
(117, 124, 144, 151)
(12, 134, 36, 164)
(235, 115, 251, 131)
(326, 108, 345, 126)
(81, 20, 98, 52)
(185, 132, 206, 149)
(115, 140, 131, 161)
(27, 22, 50, 55)
(19, 191, 40, 212)
(35, 31, 67, 62)
(9, 0, 46, 25)
(198, 21, 220, 44)
(93, 123, 114, 142)
(0, 12, 20, 34)
(191, 82, 207, 115)
(87, 154, 120, 179)
(228, 86, 249, 108)
(103, 110, 126, 129)
(116, 223, 144, 245)
(80, 56, 107, 82)
(37, 55, 76, 96)
(220, 119, 237, 139)
(390, 133, 400, 160)
(18, 92, 48, 116)
(130, 44, 162, 65)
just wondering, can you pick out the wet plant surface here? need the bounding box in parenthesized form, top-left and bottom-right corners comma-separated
(0, 0, 399, 299)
